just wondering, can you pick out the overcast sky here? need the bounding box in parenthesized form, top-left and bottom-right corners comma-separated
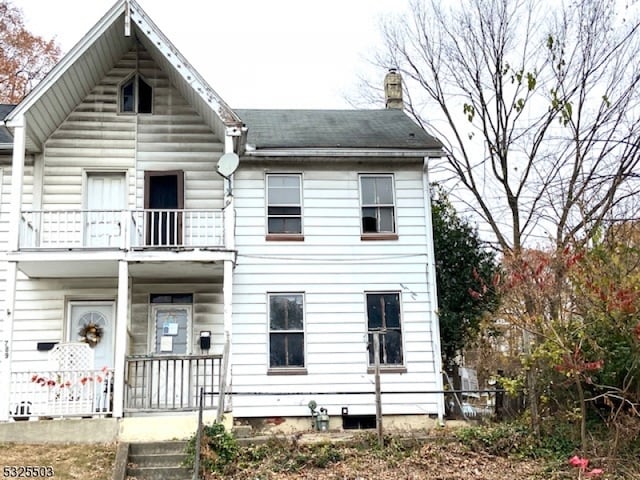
(17, 0, 404, 109)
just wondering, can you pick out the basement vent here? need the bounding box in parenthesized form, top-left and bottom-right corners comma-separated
(342, 414, 376, 430)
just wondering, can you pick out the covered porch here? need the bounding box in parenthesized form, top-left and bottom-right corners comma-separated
(8, 352, 223, 419)
(2, 255, 234, 422)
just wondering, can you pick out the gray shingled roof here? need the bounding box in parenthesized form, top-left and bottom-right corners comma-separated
(236, 109, 442, 151)
(0, 105, 16, 145)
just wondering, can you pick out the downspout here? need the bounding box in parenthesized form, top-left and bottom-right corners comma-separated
(422, 156, 445, 425)
(218, 126, 241, 420)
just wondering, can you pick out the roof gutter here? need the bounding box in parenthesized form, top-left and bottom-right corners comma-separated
(242, 148, 444, 158)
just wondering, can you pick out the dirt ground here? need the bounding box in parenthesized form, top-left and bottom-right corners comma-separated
(1, 440, 557, 480)
(0, 443, 116, 480)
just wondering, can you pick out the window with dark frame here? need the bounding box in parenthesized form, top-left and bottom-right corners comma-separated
(266, 174, 302, 235)
(366, 292, 403, 366)
(268, 293, 305, 369)
(120, 75, 153, 114)
(359, 174, 396, 234)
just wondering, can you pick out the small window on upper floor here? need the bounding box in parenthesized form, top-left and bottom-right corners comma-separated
(120, 75, 153, 114)
(266, 173, 303, 241)
(359, 174, 398, 240)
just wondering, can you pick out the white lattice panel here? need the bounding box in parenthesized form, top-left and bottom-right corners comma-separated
(49, 342, 94, 371)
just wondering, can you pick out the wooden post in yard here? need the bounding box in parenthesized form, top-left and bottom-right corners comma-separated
(373, 331, 383, 447)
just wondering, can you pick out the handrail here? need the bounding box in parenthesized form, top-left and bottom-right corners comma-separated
(124, 354, 222, 413)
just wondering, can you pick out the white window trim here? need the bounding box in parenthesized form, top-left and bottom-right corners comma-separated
(358, 173, 397, 237)
(267, 292, 307, 373)
(364, 291, 406, 371)
(117, 73, 154, 115)
(265, 172, 304, 238)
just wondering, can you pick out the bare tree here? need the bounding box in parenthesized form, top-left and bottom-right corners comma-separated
(0, 0, 60, 103)
(378, 0, 640, 253)
(375, 0, 640, 435)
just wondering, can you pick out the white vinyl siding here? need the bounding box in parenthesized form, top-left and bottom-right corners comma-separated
(41, 45, 224, 213)
(129, 281, 224, 357)
(232, 161, 441, 417)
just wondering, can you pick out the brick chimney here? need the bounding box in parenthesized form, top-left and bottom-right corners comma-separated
(384, 68, 403, 109)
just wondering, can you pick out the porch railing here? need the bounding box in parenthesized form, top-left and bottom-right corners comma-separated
(124, 354, 222, 412)
(19, 209, 225, 249)
(9, 368, 114, 419)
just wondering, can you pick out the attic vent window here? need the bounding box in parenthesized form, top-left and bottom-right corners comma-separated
(120, 75, 153, 113)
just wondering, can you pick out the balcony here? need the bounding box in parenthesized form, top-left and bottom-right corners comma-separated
(19, 209, 225, 250)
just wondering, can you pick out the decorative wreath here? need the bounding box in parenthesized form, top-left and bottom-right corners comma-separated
(78, 322, 103, 348)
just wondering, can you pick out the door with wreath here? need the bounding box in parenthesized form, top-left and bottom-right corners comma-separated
(67, 301, 115, 412)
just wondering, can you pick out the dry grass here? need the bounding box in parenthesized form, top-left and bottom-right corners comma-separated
(0, 443, 116, 480)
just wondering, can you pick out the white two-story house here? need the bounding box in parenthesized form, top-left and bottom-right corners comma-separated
(0, 0, 444, 440)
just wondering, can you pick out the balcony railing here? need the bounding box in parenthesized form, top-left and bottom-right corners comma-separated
(124, 354, 223, 412)
(9, 368, 114, 419)
(19, 209, 225, 249)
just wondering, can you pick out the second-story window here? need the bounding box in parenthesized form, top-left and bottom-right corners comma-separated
(120, 74, 153, 114)
(266, 174, 302, 237)
(359, 174, 396, 236)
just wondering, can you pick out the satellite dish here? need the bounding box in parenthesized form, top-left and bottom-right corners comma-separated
(216, 152, 240, 178)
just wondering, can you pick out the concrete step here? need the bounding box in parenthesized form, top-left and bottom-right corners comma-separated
(129, 453, 188, 468)
(126, 441, 192, 480)
(129, 440, 188, 455)
(126, 465, 192, 480)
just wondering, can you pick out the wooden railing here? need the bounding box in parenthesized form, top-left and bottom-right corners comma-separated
(19, 209, 225, 249)
(124, 354, 223, 412)
(9, 368, 114, 419)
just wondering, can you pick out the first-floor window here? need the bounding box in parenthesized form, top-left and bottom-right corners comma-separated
(269, 293, 305, 368)
(366, 292, 403, 365)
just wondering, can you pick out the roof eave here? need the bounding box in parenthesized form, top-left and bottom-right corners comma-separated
(5, 0, 127, 125)
(241, 148, 444, 158)
(5, 0, 242, 132)
(129, 1, 241, 128)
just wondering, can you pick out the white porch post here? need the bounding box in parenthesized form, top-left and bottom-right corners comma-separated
(0, 117, 27, 421)
(8, 115, 26, 252)
(112, 260, 129, 418)
(0, 262, 18, 421)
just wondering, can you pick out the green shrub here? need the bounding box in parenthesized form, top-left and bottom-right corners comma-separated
(455, 420, 577, 461)
(185, 422, 238, 474)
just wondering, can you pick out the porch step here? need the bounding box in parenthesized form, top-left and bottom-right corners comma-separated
(126, 441, 191, 480)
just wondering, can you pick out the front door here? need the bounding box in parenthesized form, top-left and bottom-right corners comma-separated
(85, 173, 126, 247)
(144, 171, 184, 246)
(151, 305, 191, 355)
(150, 305, 192, 407)
(68, 301, 115, 370)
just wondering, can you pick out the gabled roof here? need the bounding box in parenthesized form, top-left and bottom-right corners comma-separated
(0, 105, 15, 148)
(236, 109, 443, 156)
(5, 0, 241, 152)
